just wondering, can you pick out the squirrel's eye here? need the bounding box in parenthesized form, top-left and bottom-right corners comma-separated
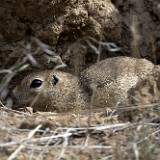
(30, 79, 43, 88)
(52, 75, 59, 85)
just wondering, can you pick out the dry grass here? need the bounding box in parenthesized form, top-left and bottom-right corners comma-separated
(0, 106, 160, 159)
(0, 0, 160, 159)
(0, 40, 160, 160)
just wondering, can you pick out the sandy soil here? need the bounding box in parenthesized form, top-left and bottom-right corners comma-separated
(0, 0, 160, 159)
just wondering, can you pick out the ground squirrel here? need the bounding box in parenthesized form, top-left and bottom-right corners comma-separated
(13, 56, 154, 112)
(13, 70, 87, 112)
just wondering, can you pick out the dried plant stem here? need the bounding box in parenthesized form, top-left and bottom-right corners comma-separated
(8, 125, 42, 160)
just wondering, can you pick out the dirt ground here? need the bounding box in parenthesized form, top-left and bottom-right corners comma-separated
(1, 0, 160, 159)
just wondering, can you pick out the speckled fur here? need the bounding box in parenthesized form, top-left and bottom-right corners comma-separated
(80, 57, 154, 108)
(13, 57, 154, 112)
(13, 70, 87, 112)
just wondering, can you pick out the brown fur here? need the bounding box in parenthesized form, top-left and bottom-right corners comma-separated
(13, 70, 87, 112)
(13, 57, 154, 112)
(80, 57, 154, 108)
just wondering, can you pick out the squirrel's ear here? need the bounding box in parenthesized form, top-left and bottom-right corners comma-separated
(52, 75, 59, 85)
